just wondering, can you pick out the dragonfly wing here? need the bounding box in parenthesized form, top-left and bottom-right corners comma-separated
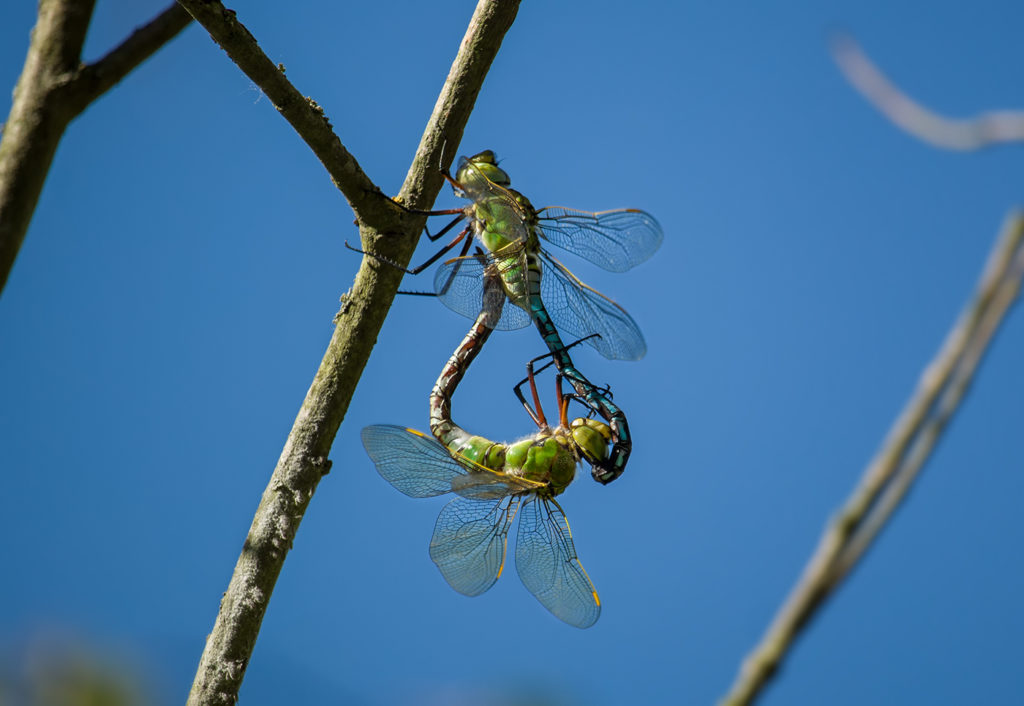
(539, 252, 647, 361)
(451, 471, 546, 500)
(361, 425, 469, 498)
(536, 207, 663, 273)
(515, 497, 601, 629)
(430, 495, 520, 597)
(434, 255, 532, 331)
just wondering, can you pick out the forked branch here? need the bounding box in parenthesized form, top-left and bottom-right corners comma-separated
(0, 1, 192, 294)
(183, 2, 521, 705)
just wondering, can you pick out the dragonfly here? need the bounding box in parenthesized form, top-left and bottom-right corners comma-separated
(352, 150, 660, 483)
(394, 150, 663, 363)
(361, 262, 612, 628)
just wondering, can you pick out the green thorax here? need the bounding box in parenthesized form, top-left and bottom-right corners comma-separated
(469, 187, 541, 255)
(454, 151, 541, 256)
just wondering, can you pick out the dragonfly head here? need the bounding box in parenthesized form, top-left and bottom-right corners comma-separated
(569, 418, 613, 468)
(458, 150, 512, 187)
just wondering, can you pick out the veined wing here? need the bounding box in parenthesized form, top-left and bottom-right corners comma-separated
(361, 425, 469, 498)
(362, 425, 542, 500)
(515, 497, 601, 629)
(430, 495, 521, 597)
(536, 207, 663, 273)
(434, 253, 532, 331)
(539, 252, 647, 361)
(451, 470, 545, 500)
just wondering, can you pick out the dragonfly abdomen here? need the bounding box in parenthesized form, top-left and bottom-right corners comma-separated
(430, 259, 506, 456)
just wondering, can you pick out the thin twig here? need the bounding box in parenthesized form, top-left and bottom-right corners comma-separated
(184, 2, 520, 705)
(0, 1, 191, 294)
(175, 0, 383, 218)
(719, 212, 1024, 706)
(831, 215, 1024, 581)
(831, 33, 1024, 151)
(69, 4, 192, 114)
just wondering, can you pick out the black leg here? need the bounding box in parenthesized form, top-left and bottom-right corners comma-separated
(343, 225, 472, 276)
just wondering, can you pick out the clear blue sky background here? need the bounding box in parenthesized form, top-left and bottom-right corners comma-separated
(2, 1, 1022, 704)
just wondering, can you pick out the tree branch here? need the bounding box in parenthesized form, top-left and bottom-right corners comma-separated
(174, 0, 387, 220)
(69, 4, 193, 114)
(184, 2, 521, 704)
(0, 1, 192, 295)
(831, 34, 1024, 151)
(719, 211, 1024, 706)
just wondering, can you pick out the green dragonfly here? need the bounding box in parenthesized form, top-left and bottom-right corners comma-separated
(411, 150, 663, 362)
(361, 262, 611, 627)
(351, 151, 660, 482)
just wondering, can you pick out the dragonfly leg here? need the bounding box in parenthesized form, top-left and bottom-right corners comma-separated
(423, 214, 469, 242)
(510, 333, 603, 406)
(344, 225, 472, 276)
(529, 334, 603, 373)
(433, 234, 479, 298)
(400, 206, 463, 218)
(513, 359, 548, 429)
(556, 374, 571, 429)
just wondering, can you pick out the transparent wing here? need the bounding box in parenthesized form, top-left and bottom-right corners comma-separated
(361, 425, 469, 498)
(536, 207, 663, 273)
(515, 497, 601, 629)
(362, 425, 540, 500)
(539, 252, 647, 361)
(430, 495, 521, 597)
(451, 471, 545, 500)
(433, 254, 532, 331)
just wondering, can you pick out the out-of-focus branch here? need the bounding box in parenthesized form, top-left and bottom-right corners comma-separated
(720, 212, 1024, 706)
(0, 1, 192, 295)
(831, 34, 1024, 151)
(184, 2, 521, 705)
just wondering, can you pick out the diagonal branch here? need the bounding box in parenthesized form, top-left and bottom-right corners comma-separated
(719, 212, 1024, 706)
(175, 0, 384, 220)
(68, 4, 193, 114)
(0, 0, 192, 295)
(184, 2, 521, 705)
(829, 213, 1024, 582)
(831, 33, 1024, 151)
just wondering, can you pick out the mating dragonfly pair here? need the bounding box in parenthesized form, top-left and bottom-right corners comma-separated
(359, 151, 662, 628)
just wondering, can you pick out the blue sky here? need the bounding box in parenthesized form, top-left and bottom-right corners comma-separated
(2, 1, 1023, 704)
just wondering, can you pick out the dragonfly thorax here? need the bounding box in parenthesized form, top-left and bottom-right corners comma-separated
(505, 431, 578, 496)
(470, 189, 540, 255)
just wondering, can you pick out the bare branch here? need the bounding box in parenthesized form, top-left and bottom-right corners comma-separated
(719, 212, 1024, 706)
(830, 213, 1024, 581)
(831, 34, 1024, 151)
(185, 2, 521, 704)
(0, 1, 191, 295)
(174, 0, 385, 219)
(0, 0, 95, 294)
(69, 4, 193, 114)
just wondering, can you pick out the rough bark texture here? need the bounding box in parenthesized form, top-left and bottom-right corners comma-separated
(0, 1, 192, 293)
(182, 2, 521, 704)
